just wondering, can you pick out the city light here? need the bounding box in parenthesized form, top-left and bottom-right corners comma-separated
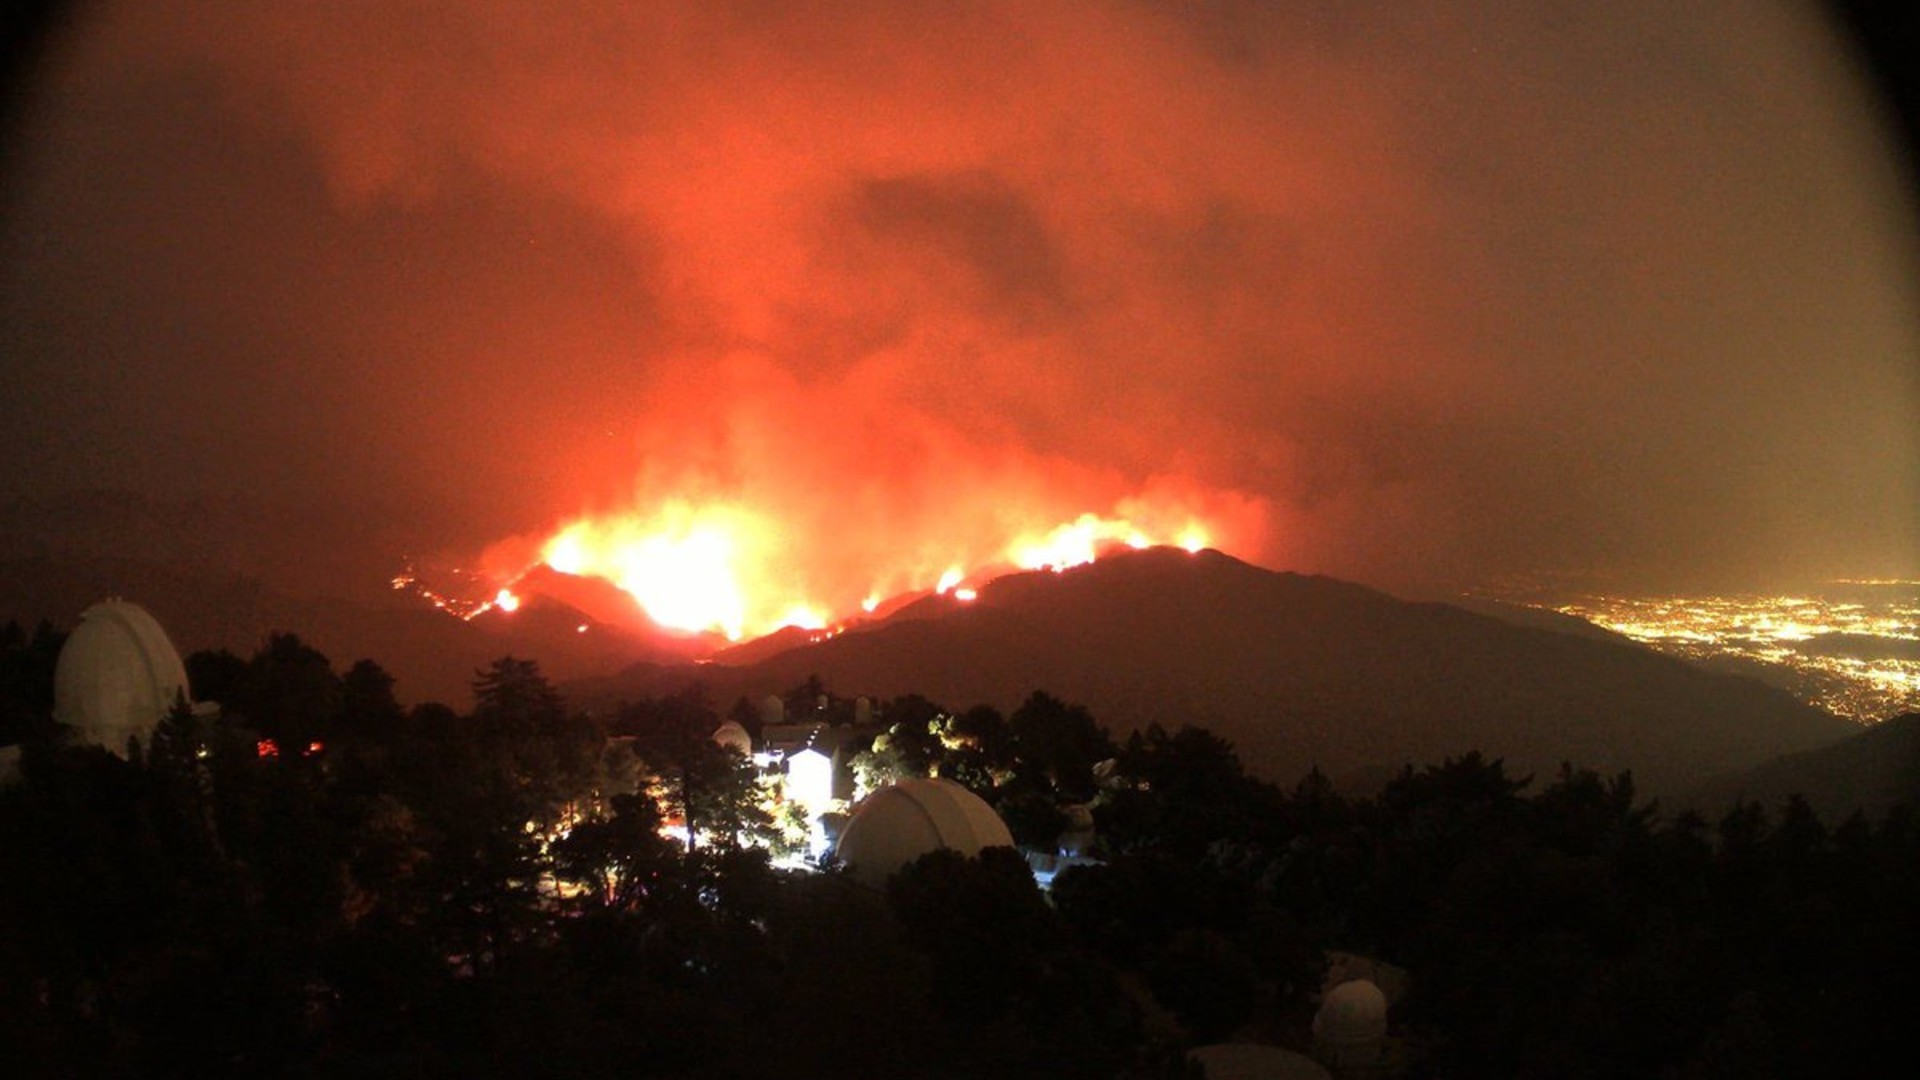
(1542, 587, 1920, 722)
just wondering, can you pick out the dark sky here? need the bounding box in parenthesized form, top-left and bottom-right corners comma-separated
(2, 1, 1915, 603)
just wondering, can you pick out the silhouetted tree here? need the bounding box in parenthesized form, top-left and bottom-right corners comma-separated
(1008, 690, 1114, 802)
(887, 846, 1061, 1027)
(0, 619, 62, 745)
(553, 791, 679, 909)
(182, 647, 246, 709)
(471, 656, 566, 737)
(998, 787, 1072, 849)
(1099, 723, 1263, 856)
(7, 642, 1920, 1080)
(1146, 927, 1257, 1041)
(725, 694, 761, 738)
(622, 688, 772, 851)
(230, 633, 342, 749)
(339, 658, 404, 738)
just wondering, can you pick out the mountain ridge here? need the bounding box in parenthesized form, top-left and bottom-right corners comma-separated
(1684, 711, 1919, 822)
(568, 547, 1854, 797)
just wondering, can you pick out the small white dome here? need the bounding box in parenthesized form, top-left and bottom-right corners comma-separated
(1312, 978, 1388, 1067)
(834, 777, 1013, 886)
(53, 600, 190, 758)
(711, 720, 753, 757)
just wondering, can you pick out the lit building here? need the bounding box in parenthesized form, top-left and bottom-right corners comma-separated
(757, 720, 863, 857)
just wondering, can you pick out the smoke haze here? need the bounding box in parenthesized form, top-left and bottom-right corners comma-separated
(3, 0, 1916, 601)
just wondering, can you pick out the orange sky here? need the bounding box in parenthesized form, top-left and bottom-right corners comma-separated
(2, 1, 1916, 602)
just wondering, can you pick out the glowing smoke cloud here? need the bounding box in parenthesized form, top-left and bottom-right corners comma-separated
(7, 0, 1914, 616)
(466, 351, 1265, 639)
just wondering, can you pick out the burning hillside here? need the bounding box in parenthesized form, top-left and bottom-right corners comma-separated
(403, 483, 1253, 646)
(379, 324, 1273, 649)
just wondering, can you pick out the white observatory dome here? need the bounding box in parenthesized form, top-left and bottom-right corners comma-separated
(833, 777, 1014, 887)
(760, 693, 786, 727)
(710, 720, 753, 758)
(53, 600, 190, 758)
(1312, 978, 1389, 1068)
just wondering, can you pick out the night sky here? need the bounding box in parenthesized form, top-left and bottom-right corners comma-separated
(2, 1, 1915, 602)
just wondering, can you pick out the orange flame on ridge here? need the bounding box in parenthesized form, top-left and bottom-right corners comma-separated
(540, 501, 776, 640)
(510, 499, 1222, 641)
(1009, 512, 1203, 572)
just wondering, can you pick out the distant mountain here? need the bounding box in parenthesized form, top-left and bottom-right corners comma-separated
(571, 548, 1854, 797)
(709, 625, 827, 667)
(1685, 712, 1919, 823)
(1445, 595, 1633, 645)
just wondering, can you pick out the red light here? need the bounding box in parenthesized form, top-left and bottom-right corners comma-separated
(256, 739, 279, 758)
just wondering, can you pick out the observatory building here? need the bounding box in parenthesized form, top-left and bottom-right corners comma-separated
(710, 720, 754, 758)
(833, 776, 1014, 887)
(53, 600, 192, 758)
(1312, 978, 1390, 1073)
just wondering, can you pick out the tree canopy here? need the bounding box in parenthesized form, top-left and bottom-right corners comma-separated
(0, 633, 1913, 1079)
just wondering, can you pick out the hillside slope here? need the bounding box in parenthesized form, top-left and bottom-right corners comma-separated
(575, 548, 1853, 795)
(1686, 711, 1918, 822)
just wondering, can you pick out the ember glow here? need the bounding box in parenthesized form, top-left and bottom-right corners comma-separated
(391, 566, 522, 621)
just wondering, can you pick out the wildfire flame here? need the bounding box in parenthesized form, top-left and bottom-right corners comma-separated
(392, 566, 524, 621)
(541, 501, 769, 640)
(476, 498, 1227, 642)
(1008, 512, 1209, 572)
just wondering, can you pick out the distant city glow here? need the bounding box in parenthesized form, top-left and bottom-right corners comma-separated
(1535, 585, 1920, 722)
